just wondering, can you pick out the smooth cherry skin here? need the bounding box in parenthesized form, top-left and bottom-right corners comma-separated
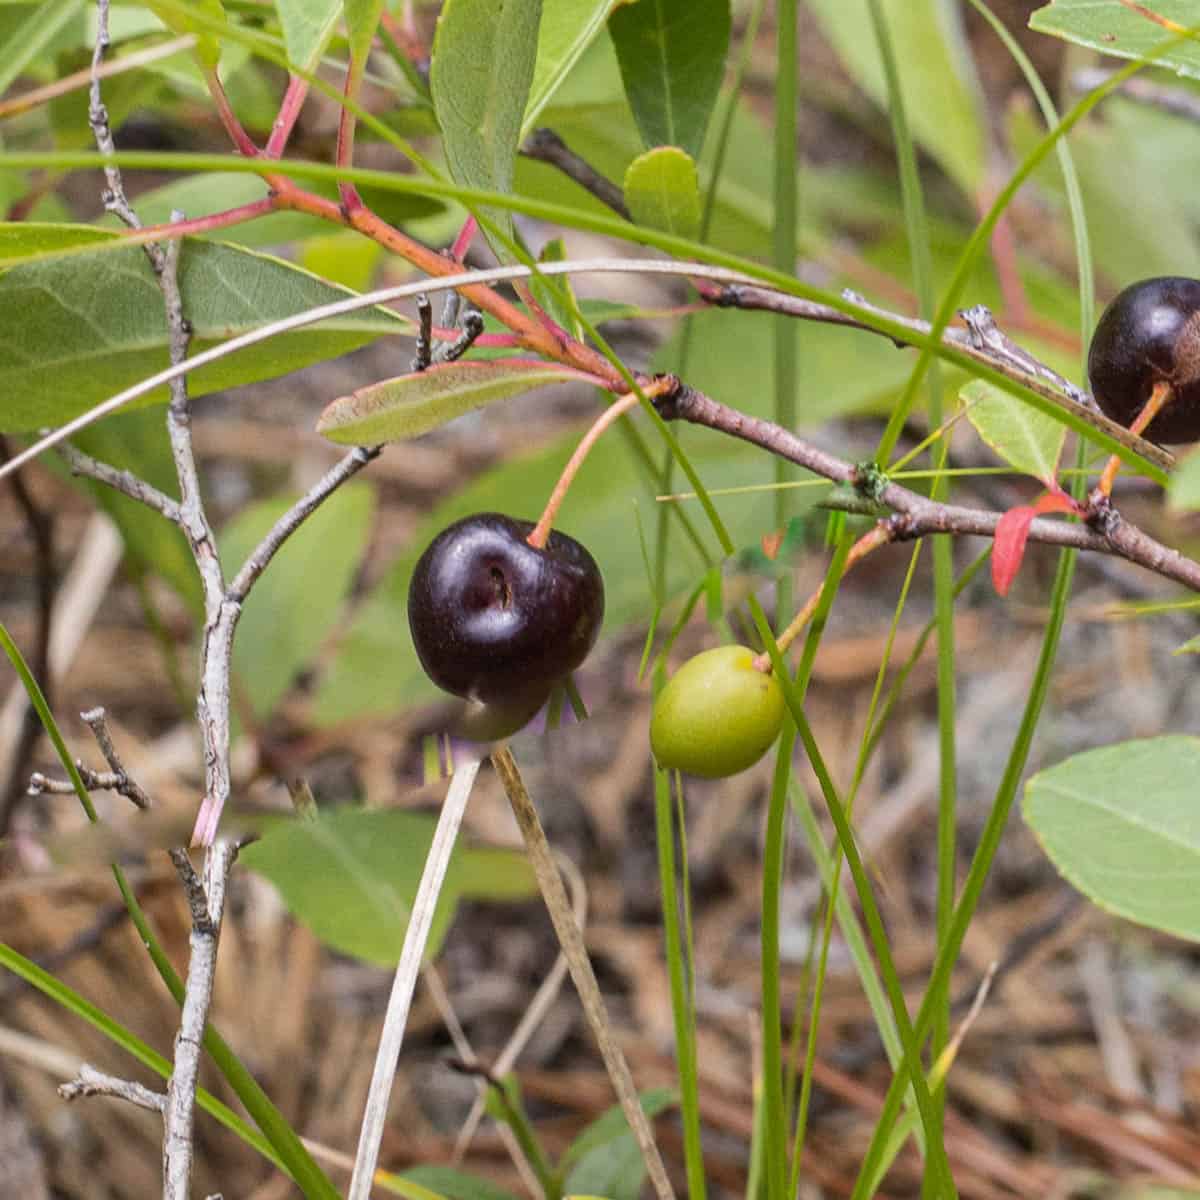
(1088, 276, 1200, 444)
(408, 513, 604, 704)
(651, 645, 786, 779)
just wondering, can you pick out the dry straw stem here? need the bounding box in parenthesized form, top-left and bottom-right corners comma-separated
(491, 747, 676, 1200)
(347, 759, 482, 1200)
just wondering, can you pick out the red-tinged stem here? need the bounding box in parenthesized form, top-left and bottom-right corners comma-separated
(752, 522, 894, 673)
(265, 74, 310, 159)
(979, 168, 1029, 326)
(527, 384, 668, 550)
(336, 62, 366, 213)
(202, 66, 259, 158)
(133, 197, 277, 241)
(450, 216, 477, 261)
(1097, 379, 1174, 497)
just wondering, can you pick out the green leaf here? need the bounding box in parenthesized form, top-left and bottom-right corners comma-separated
(275, 0, 340, 71)
(1169, 445, 1200, 511)
(430, 0, 544, 253)
(1175, 634, 1200, 655)
(529, 236, 585, 340)
(562, 1089, 677, 1200)
(343, 0, 384, 65)
(316, 359, 590, 444)
(1024, 736, 1200, 941)
(220, 483, 375, 720)
(0, 0, 82, 95)
(0, 222, 120, 267)
(959, 379, 1065, 484)
(522, 0, 616, 135)
(0, 239, 406, 433)
(400, 1166, 521, 1200)
(607, 0, 730, 158)
(623, 145, 701, 239)
(145, 0, 224, 67)
(560, 1088, 676, 1172)
(806, 0, 985, 193)
(239, 808, 536, 965)
(1030, 1, 1200, 78)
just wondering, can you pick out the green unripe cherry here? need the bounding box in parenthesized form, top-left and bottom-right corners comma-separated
(651, 645, 786, 778)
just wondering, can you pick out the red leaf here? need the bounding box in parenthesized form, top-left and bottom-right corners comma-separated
(992, 506, 1038, 597)
(761, 530, 784, 561)
(1032, 489, 1080, 517)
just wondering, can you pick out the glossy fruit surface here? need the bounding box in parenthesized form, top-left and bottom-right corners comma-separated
(1087, 276, 1200, 444)
(408, 512, 604, 704)
(651, 645, 786, 779)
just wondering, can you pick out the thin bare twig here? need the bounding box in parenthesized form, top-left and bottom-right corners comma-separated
(521, 127, 632, 220)
(490, 747, 675, 1200)
(163, 841, 240, 1197)
(655, 382, 1200, 593)
(58, 443, 182, 522)
(60, 1063, 167, 1113)
(348, 760, 482, 1200)
(81, 707, 153, 809)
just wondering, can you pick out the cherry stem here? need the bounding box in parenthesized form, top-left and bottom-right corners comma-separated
(1096, 379, 1173, 497)
(527, 382, 670, 549)
(752, 523, 893, 673)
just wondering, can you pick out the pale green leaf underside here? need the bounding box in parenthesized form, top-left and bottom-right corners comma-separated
(275, 0, 340, 71)
(960, 378, 1065, 484)
(623, 146, 701, 240)
(1024, 736, 1200, 941)
(430, 0, 543, 251)
(316, 359, 587, 444)
(240, 808, 534, 965)
(0, 239, 406, 433)
(1030, 1, 1200, 79)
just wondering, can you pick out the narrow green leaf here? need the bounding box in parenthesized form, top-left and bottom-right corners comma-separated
(400, 1166, 520, 1200)
(960, 378, 1066, 484)
(316, 359, 590, 444)
(806, 0, 985, 193)
(146, 0, 223, 66)
(522, 0, 616, 135)
(607, 0, 730, 158)
(275, 0, 340, 71)
(623, 146, 701, 239)
(0, 222, 121, 267)
(343, 0, 384, 64)
(430, 0, 543, 252)
(239, 808, 535, 965)
(1175, 634, 1200, 655)
(221, 483, 375, 719)
(1024, 737, 1200, 941)
(1169, 446, 1200, 511)
(0, 0, 82, 95)
(1030, 1, 1200, 78)
(562, 1090, 678, 1200)
(0, 239, 406, 433)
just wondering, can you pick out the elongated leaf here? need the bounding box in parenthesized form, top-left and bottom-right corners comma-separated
(1030, 1, 1200, 78)
(276, 0, 340, 71)
(430, 0, 543, 251)
(221, 483, 375, 719)
(522, 0, 616, 135)
(0, 0, 82, 95)
(563, 1090, 678, 1200)
(0, 222, 120, 267)
(623, 145, 701, 239)
(145, 0, 223, 67)
(240, 808, 535, 965)
(1024, 737, 1200, 941)
(316, 359, 589, 444)
(806, 0, 985, 193)
(960, 379, 1065, 485)
(1169, 446, 1200, 511)
(0, 239, 406, 433)
(607, 0, 730, 158)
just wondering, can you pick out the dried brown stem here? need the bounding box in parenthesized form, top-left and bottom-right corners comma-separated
(521, 127, 632, 220)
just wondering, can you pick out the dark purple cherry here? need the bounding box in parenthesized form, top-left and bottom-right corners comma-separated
(1088, 276, 1200, 444)
(408, 512, 604, 704)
